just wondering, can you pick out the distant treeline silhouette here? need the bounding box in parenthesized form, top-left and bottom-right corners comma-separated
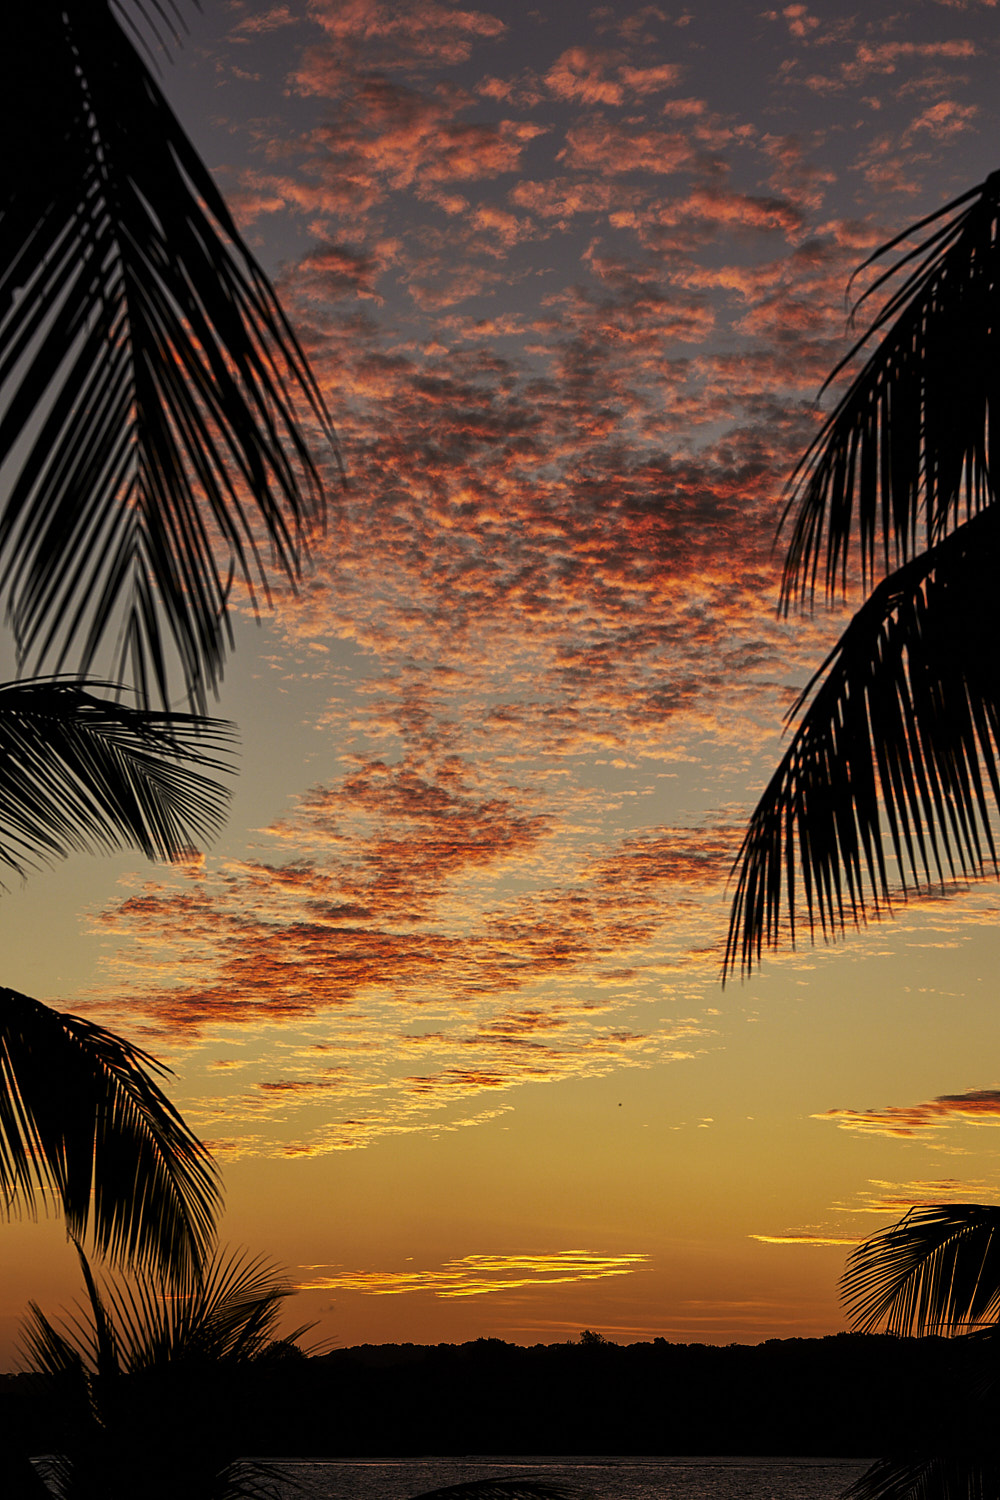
(0, 1332, 980, 1459)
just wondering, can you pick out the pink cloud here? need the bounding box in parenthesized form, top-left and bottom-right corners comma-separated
(305, 0, 505, 71)
(544, 48, 683, 106)
(904, 98, 979, 140)
(545, 48, 627, 106)
(231, 4, 297, 36)
(557, 121, 696, 175)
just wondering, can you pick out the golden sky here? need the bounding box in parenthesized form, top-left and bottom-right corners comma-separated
(4, 0, 1000, 1367)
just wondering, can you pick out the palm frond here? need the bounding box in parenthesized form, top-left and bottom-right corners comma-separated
(20, 1244, 299, 1375)
(111, 0, 189, 60)
(725, 506, 1000, 977)
(0, 989, 220, 1282)
(213, 1463, 293, 1500)
(841, 1456, 1000, 1500)
(17, 1301, 91, 1384)
(0, 676, 233, 876)
(841, 1205, 1000, 1336)
(782, 170, 1000, 611)
(0, 1, 337, 711)
(20, 1246, 305, 1500)
(0, 1454, 54, 1498)
(99, 1246, 301, 1370)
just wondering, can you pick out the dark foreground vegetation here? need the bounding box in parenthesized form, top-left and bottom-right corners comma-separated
(0, 1332, 976, 1459)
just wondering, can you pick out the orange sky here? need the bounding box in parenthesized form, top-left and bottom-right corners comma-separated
(4, 0, 1000, 1368)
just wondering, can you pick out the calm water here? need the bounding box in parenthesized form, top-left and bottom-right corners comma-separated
(269, 1456, 871, 1500)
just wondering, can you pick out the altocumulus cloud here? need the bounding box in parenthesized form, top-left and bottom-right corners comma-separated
(75, 0, 1000, 1166)
(296, 1250, 650, 1297)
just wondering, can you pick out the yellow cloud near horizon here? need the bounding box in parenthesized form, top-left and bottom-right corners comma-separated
(750, 1233, 861, 1247)
(297, 1250, 650, 1298)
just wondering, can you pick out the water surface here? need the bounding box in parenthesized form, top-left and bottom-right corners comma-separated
(273, 1454, 870, 1499)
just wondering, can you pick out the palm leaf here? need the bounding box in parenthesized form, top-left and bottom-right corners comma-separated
(99, 1246, 304, 1370)
(0, 1, 337, 711)
(782, 170, 1000, 611)
(212, 1465, 292, 1500)
(841, 1205, 1000, 1336)
(0, 676, 233, 876)
(0, 989, 220, 1281)
(20, 1244, 300, 1375)
(20, 1246, 306, 1500)
(725, 506, 1000, 977)
(0, 1454, 54, 1498)
(841, 1456, 1000, 1500)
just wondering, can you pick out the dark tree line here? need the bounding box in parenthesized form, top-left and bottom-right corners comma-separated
(1, 1333, 980, 1461)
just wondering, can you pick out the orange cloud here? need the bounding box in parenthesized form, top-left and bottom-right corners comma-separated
(840, 1179, 995, 1213)
(232, 4, 297, 36)
(305, 0, 505, 71)
(904, 99, 978, 140)
(545, 48, 628, 106)
(778, 5, 822, 40)
(816, 1090, 1000, 1138)
(544, 48, 683, 106)
(558, 121, 695, 175)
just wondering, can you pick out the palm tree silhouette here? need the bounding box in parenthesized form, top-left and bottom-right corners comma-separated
(838, 1204, 1000, 1499)
(725, 172, 1000, 978)
(21, 1244, 312, 1499)
(0, 0, 335, 1287)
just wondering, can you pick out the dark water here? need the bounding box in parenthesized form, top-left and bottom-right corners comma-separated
(270, 1455, 870, 1499)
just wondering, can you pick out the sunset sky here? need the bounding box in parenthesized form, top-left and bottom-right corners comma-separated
(5, 0, 1000, 1366)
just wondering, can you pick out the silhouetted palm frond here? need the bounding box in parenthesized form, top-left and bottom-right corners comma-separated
(0, 677, 232, 876)
(92, 1245, 306, 1370)
(782, 170, 1000, 611)
(20, 1245, 307, 1500)
(841, 1205, 1000, 1337)
(725, 507, 1000, 977)
(0, 991, 220, 1282)
(841, 1455, 1000, 1500)
(20, 1244, 302, 1375)
(0, 1, 337, 711)
(0, 1450, 54, 1499)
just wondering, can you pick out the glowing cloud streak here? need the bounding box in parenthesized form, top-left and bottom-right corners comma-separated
(297, 1250, 650, 1297)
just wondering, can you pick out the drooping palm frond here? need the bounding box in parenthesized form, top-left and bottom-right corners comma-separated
(841, 1205, 1000, 1337)
(841, 1455, 1000, 1500)
(724, 506, 1000, 977)
(781, 170, 1000, 611)
(0, 990, 220, 1282)
(20, 1245, 306, 1500)
(0, 1, 337, 711)
(0, 676, 233, 876)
